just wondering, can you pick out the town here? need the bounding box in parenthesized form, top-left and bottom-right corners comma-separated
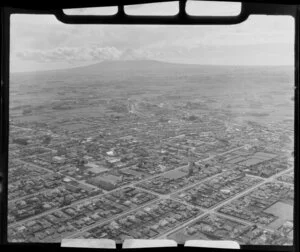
(8, 62, 294, 245)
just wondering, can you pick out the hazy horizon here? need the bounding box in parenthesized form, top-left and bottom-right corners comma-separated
(10, 1, 294, 73)
(10, 59, 295, 74)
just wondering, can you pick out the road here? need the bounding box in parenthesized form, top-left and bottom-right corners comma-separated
(8, 145, 245, 228)
(8, 143, 293, 244)
(158, 167, 294, 240)
(64, 164, 292, 242)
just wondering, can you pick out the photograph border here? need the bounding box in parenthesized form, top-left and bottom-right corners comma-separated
(0, 1, 299, 252)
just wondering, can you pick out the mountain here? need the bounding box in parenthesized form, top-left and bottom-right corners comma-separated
(60, 60, 205, 75)
(12, 59, 293, 77)
(11, 60, 198, 77)
(11, 60, 293, 92)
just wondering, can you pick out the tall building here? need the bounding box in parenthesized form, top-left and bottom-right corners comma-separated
(187, 149, 198, 176)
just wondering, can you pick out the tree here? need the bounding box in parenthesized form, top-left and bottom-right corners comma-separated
(13, 138, 28, 145)
(42, 135, 52, 145)
(22, 108, 32, 115)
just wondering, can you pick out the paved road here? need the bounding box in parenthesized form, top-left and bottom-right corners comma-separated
(9, 145, 244, 228)
(66, 165, 293, 241)
(158, 167, 294, 239)
(8, 141, 293, 244)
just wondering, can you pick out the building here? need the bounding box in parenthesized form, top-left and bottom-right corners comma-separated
(87, 174, 123, 190)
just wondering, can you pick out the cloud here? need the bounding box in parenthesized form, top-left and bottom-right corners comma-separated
(11, 13, 294, 72)
(121, 48, 152, 60)
(89, 46, 122, 60)
(16, 46, 124, 63)
(15, 46, 159, 64)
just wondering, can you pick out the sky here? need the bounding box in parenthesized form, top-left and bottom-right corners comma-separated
(10, 1, 295, 72)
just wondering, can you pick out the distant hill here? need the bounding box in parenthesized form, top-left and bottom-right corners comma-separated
(57, 60, 209, 75)
(11, 60, 294, 92)
(12, 59, 293, 77)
